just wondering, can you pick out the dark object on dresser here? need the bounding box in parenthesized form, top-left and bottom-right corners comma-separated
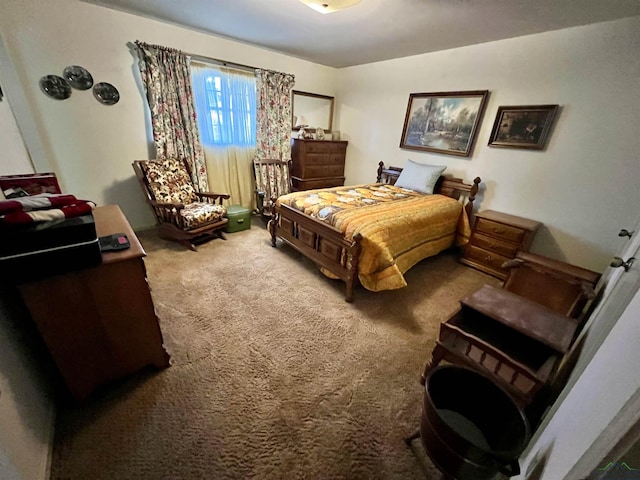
(132, 159, 230, 251)
(290, 138, 348, 191)
(0, 214, 102, 283)
(460, 209, 541, 279)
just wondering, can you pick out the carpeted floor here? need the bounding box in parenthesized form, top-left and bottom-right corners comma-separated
(50, 216, 499, 479)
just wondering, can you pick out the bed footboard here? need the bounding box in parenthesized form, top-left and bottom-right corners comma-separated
(269, 204, 362, 302)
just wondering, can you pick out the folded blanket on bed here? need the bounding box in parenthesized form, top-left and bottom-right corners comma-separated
(0, 193, 96, 225)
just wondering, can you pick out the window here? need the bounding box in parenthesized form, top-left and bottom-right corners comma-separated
(191, 63, 256, 147)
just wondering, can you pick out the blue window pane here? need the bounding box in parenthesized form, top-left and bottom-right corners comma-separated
(192, 67, 256, 147)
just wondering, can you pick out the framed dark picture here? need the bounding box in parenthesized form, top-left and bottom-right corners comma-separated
(488, 105, 559, 150)
(400, 90, 489, 157)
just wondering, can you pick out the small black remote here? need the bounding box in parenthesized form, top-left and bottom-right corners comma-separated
(99, 233, 130, 252)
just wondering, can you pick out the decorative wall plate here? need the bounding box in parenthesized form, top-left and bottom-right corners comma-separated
(39, 75, 71, 100)
(93, 82, 120, 105)
(63, 65, 94, 90)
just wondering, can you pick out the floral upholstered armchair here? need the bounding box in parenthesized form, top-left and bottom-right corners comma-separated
(253, 159, 292, 219)
(133, 159, 230, 251)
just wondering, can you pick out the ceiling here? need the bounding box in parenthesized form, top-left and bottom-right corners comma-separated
(82, 0, 640, 68)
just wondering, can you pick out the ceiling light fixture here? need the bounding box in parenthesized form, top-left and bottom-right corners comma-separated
(299, 0, 362, 14)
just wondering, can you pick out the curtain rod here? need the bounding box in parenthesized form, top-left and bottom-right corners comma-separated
(134, 41, 288, 76)
(185, 52, 289, 77)
(186, 52, 257, 72)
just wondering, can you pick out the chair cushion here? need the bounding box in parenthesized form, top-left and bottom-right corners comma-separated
(143, 159, 197, 204)
(180, 203, 227, 229)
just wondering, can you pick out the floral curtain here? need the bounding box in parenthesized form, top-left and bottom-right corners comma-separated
(134, 41, 209, 191)
(255, 69, 295, 161)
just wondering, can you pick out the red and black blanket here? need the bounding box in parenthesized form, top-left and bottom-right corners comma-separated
(0, 194, 96, 225)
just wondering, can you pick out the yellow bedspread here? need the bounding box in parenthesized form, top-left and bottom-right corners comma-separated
(277, 184, 471, 292)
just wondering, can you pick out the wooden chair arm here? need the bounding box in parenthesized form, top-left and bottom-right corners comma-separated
(195, 192, 231, 203)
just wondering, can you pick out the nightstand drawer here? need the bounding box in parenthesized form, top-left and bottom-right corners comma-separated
(465, 245, 511, 273)
(472, 232, 519, 257)
(475, 218, 526, 244)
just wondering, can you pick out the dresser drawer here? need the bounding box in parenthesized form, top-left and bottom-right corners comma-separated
(465, 245, 511, 273)
(292, 177, 345, 190)
(475, 218, 526, 244)
(304, 165, 345, 178)
(305, 153, 345, 166)
(471, 232, 519, 257)
(305, 142, 346, 154)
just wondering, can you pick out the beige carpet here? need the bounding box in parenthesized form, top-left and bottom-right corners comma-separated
(50, 216, 498, 480)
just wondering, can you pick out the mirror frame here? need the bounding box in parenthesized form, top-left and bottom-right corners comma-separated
(291, 90, 334, 131)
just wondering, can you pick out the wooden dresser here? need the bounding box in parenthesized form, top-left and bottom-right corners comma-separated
(290, 138, 348, 190)
(18, 205, 170, 401)
(460, 210, 541, 279)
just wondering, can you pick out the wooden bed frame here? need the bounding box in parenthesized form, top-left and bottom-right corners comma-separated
(268, 161, 481, 302)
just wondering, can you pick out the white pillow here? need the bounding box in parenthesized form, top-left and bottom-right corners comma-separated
(395, 160, 446, 194)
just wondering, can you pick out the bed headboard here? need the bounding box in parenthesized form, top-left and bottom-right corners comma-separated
(376, 161, 481, 217)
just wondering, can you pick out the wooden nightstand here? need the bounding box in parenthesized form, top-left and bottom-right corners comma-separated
(460, 210, 541, 279)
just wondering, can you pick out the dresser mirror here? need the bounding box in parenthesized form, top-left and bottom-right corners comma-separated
(292, 90, 334, 132)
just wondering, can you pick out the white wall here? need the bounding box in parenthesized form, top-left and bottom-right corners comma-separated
(0, 94, 33, 175)
(0, 0, 337, 229)
(0, 52, 53, 480)
(0, 295, 55, 480)
(337, 16, 640, 273)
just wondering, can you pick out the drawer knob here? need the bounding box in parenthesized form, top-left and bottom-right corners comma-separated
(493, 228, 505, 234)
(484, 255, 493, 262)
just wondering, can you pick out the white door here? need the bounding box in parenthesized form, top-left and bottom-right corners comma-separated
(569, 217, 640, 382)
(516, 215, 640, 480)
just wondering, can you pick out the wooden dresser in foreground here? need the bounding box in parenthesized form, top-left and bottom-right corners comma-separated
(460, 210, 542, 279)
(18, 205, 170, 401)
(290, 138, 348, 191)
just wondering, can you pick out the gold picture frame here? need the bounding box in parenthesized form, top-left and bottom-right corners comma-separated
(400, 90, 489, 157)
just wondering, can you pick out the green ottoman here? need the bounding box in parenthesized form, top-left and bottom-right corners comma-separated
(225, 204, 251, 233)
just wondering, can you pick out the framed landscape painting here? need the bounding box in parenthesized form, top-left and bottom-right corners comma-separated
(488, 105, 559, 150)
(400, 90, 489, 157)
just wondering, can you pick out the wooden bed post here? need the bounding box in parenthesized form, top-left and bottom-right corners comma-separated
(269, 211, 278, 247)
(465, 177, 481, 218)
(345, 233, 363, 303)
